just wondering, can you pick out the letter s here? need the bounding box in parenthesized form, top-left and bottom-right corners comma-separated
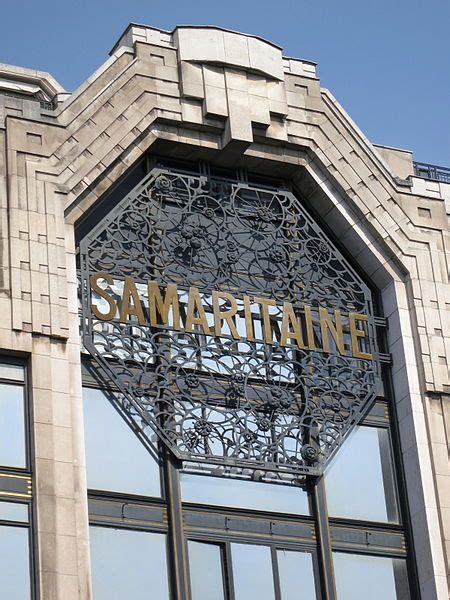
(90, 272, 117, 320)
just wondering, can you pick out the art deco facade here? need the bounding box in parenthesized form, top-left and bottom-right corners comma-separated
(0, 23, 448, 600)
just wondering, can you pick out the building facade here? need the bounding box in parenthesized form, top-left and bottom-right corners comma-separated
(0, 23, 448, 600)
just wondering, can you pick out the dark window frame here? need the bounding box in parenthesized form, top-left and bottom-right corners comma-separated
(0, 354, 37, 600)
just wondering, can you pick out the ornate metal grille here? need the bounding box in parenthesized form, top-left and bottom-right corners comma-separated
(79, 168, 381, 479)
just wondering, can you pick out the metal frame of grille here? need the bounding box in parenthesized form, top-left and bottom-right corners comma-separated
(79, 167, 381, 479)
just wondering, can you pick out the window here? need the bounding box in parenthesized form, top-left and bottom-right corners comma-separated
(0, 516, 31, 600)
(277, 548, 317, 600)
(187, 541, 318, 600)
(0, 363, 27, 468)
(333, 552, 410, 600)
(325, 425, 398, 523)
(90, 526, 170, 599)
(188, 541, 225, 600)
(83, 387, 161, 497)
(0, 500, 28, 522)
(231, 543, 276, 600)
(181, 473, 309, 515)
(0, 359, 33, 599)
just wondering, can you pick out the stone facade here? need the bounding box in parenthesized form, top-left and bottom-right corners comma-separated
(0, 23, 448, 599)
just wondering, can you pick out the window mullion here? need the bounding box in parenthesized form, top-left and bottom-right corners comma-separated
(163, 448, 191, 600)
(270, 546, 282, 600)
(224, 541, 236, 600)
(311, 478, 337, 600)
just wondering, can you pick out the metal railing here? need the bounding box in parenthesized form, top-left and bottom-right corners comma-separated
(413, 161, 450, 184)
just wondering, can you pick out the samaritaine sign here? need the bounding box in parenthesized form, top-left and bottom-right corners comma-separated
(90, 274, 373, 360)
(79, 168, 380, 479)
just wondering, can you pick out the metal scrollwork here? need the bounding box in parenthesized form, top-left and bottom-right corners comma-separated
(79, 168, 380, 479)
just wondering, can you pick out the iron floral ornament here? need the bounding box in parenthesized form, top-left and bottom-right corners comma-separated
(79, 168, 381, 478)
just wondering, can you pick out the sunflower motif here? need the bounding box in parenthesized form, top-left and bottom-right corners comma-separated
(194, 418, 213, 436)
(304, 237, 332, 264)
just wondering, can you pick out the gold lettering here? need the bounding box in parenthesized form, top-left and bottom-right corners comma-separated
(280, 302, 305, 348)
(90, 272, 374, 360)
(148, 281, 180, 329)
(254, 296, 276, 344)
(119, 277, 146, 324)
(319, 307, 345, 355)
(90, 272, 117, 320)
(243, 295, 254, 342)
(303, 304, 316, 351)
(212, 291, 239, 339)
(349, 313, 373, 360)
(186, 287, 211, 334)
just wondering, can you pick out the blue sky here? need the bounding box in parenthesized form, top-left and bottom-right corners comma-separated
(1, 0, 449, 165)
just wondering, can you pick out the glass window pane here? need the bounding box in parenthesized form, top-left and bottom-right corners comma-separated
(0, 384, 26, 468)
(277, 549, 317, 600)
(0, 525, 30, 599)
(333, 553, 410, 600)
(231, 543, 275, 600)
(90, 526, 169, 600)
(181, 474, 309, 515)
(325, 426, 398, 522)
(83, 388, 161, 496)
(0, 363, 25, 382)
(189, 541, 225, 600)
(0, 502, 28, 523)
